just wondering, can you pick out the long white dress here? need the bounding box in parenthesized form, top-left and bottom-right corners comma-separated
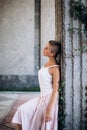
(12, 65, 59, 130)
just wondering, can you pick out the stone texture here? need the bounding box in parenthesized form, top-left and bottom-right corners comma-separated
(63, 0, 87, 130)
(63, 0, 73, 129)
(41, 0, 55, 65)
(0, 75, 39, 90)
(0, 0, 34, 75)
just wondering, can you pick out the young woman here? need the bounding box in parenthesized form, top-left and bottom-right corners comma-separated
(12, 40, 61, 130)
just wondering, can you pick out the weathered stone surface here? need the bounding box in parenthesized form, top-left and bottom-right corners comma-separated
(41, 0, 55, 65)
(63, 0, 73, 129)
(0, 75, 39, 90)
(63, 0, 87, 130)
(0, 0, 34, 75)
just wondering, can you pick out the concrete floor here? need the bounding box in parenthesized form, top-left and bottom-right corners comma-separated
(0, 91, 40, 130)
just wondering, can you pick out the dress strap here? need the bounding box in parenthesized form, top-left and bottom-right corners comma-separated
(48, 65, 59, 68)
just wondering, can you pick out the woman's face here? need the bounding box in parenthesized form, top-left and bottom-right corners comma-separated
(43, 43, 52, 57)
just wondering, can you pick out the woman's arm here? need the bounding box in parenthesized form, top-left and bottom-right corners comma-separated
(45, 67, 60, 122)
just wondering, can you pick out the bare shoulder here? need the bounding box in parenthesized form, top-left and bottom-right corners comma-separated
(49, 66, 60, 75)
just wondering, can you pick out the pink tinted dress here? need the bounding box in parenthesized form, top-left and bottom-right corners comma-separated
(12, 65, 59, 130)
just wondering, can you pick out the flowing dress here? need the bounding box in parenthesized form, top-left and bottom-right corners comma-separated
(12, 65, 59, 130)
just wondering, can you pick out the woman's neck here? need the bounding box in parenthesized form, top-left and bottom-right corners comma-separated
(45, 57, 57, 66)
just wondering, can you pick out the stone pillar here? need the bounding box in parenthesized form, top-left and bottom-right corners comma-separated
(63, 0, 73, 129)
(81, 0, 87, 129)
(55, 0, 63, 42)
(40, 0, 55, 66)
(63, 0, 87, 130)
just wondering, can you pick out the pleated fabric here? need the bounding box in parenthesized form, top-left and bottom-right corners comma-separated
(12, 65, 59, 130)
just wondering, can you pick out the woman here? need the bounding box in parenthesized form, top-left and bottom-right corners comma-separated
(12, 40, 61, 130)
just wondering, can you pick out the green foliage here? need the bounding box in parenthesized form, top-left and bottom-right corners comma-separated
(70, 1, 87, 37)
(70, 1, 86, 19)
(58, 82, 65, 130)
(85, 85, 87, 90)
(79, 45, 87, 53)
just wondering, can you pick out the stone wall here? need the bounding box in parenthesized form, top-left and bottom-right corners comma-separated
(0, 0, 34, 75)
(63, 0, 87, 130)
(0, 0, 38, 89)
(41, 0, 55, 66)
(0, 0, 55, 89)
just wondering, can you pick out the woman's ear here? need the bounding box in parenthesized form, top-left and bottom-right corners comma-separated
(51, 52, 55, 57)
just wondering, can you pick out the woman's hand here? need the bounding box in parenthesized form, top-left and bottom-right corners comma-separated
(45, 107, 52, 122)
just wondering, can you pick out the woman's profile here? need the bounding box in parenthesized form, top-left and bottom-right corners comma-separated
(12, 40, 61, 130)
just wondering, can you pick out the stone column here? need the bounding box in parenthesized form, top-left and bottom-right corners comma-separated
(63, 0, 73, 129)
(81, 0, 87, 129)
(63, 0, 87, 130)
(40, 0, 55, 66)
(55, 0, 63, 42)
